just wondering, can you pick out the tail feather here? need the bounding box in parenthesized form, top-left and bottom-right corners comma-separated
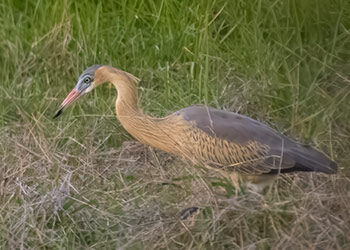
(287, 145, 337, 174)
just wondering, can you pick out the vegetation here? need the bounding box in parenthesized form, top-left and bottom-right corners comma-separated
(1, 0, 349, 248)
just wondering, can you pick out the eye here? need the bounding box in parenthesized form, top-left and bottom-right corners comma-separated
(84, 77, 91, 83)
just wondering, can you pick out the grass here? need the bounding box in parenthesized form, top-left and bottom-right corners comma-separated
(1, 0, 350, 248)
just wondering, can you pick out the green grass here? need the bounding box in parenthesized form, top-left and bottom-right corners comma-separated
(1, 0, 350, 248)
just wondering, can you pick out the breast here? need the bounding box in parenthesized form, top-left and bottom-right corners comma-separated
(120, 113, 193, 157)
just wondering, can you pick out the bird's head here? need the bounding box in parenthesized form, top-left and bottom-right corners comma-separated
(54, 65, 103, 118)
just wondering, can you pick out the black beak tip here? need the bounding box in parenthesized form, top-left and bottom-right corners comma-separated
(53, 108, 63, 119)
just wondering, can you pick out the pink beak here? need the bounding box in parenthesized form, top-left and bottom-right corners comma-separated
(61, 88, 81, 107)
(54, 88, 82, 118)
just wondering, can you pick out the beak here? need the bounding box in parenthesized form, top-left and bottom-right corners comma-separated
(54, 88, 82, 118)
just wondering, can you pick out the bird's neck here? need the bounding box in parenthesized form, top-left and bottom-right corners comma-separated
(114, 80, 140, 118)
(106, 68, 180, 153)
(106, 70, 144, 122)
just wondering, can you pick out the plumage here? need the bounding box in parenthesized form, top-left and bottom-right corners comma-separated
(173, 105, 337, 174)
(56, 65, 337, 188)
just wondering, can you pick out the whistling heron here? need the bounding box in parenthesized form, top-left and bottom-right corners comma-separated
(55, 65, 337, 189)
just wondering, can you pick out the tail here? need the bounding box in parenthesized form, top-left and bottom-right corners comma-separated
(288, 144, 337, 174)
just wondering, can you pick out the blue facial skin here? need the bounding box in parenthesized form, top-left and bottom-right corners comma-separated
(75, 74, 93, 93)
(53, 65, 102, 118)
(75, 65, 102, 93)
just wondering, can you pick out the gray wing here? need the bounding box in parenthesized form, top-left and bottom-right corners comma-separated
(174, 105, 336, 174)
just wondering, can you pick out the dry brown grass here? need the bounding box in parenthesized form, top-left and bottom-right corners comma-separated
(1, 120, 349, 249)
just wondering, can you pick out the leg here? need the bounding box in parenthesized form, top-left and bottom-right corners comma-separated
(244, 174, 277, 193)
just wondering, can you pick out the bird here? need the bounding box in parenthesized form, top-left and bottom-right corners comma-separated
(54, 65, 337, 190)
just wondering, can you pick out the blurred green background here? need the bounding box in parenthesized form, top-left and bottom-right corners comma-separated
(1, 0, 349, 248)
